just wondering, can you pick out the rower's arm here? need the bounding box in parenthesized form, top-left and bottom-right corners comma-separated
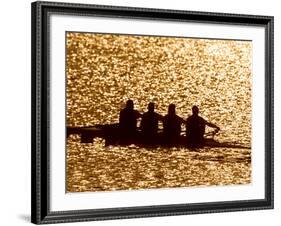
(206, 121, 220, 130)
(157, 113, 164, 121)
(180, 117, 186, 124)
(136, 111, 142, 118)
(176, 116, 186, 124)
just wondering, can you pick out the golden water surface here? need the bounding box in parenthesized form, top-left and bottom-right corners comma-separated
(66, 32, 252, 192)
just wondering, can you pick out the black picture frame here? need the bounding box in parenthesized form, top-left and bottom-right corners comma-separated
(31, 1, 274, 224)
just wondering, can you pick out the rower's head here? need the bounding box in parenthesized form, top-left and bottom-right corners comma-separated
(168, 104, 176, 115)
(126, 100, 134, 110)
(192, 105, 199, 115)
(148, 102, 155, 112)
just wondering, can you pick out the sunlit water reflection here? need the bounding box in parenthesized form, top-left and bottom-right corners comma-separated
(67, 136, 251, 192)
(66, 33, 252, 192)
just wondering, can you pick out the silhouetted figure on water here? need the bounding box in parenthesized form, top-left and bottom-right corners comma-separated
(140, 102, 163, 144)
(163, 104, 185, 145)
(119, 100, 141, 144)
(186, 105, 220, 145)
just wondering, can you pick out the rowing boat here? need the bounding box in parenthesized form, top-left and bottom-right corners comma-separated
(67, 124, 250, 149)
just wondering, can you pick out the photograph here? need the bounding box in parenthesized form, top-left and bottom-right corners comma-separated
(31, 1, 273, 224)
(66, 32, 252, 193)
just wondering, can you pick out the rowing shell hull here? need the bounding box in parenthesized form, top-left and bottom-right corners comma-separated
(67, 125, 250, 149)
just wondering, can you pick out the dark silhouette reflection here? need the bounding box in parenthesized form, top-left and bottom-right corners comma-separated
(186, 106, 220, 146)
(140, 102, 163, 144)
(163, 104, 185, 145)
(119, 100, 142, 144)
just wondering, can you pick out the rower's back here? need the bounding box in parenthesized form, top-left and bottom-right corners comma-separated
(186, 106, 206, 145)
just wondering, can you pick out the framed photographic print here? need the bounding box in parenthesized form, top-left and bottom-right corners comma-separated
(31, 1, 274, 224)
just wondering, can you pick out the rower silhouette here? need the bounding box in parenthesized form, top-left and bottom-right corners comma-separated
(119, 100, 142, 144)
(163, 104, 185, 145)
(186, 105, 220, 145)
(140, 102, 163, 144)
